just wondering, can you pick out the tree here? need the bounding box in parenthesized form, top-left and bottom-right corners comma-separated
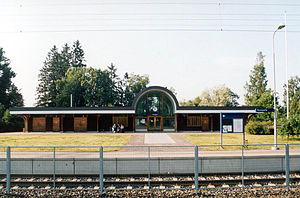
(283, 76, 300, 116)
(36, 46, 67, 106)
(244, 52, 276, 122)
(105, 63, 123, 106)
(0, 47, 24, 131)
(71, 40, 86, 68)
(123, 73, 149, 106)
(279, 114, 300, 139)
(36, 41, 86, 107)
(0, 48, 23, 108)
(180, 85, 239, 106)
(56, 67, 90, 107)
(211, 85, 239, 106)
(244, 52, 268, 105)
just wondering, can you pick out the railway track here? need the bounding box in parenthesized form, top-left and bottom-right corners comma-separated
(1, 173, 300, 190)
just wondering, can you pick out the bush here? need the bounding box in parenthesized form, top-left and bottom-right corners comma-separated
(245, 120, 272, 135)
(279, 114, 300, 139)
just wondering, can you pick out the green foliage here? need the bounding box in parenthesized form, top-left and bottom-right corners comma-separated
(180, 85, 239, 106)
(279, 114, 300, 139)
(36, 41, 86, 107)
(283, 76, 300, 117)
(0, 47, 24, 132)
(244, 52, 277, 125)
(36, 41, 149, 108)
(244, 52, 268, 105)
(123, 73, 149, 106)
(245, 120, 272, 135)
(71, 40, 86, 68)
(56, 67, 91, 107)
(55, 65, 149, 107)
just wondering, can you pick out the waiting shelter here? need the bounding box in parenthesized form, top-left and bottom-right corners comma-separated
(10, 86, 261, 132)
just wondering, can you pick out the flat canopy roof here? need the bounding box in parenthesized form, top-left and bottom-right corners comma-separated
(10, 106, 259, 115)
(9, 86, 262, 115)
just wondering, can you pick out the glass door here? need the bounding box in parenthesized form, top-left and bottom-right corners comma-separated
(148, 116, 162, 131)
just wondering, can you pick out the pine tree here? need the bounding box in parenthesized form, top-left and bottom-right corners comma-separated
(244, 52, 268, 105)
(0, 48, 23, 109)
(36, 41, 86, 107)
(71, 40, 86, 68)
(36, 46, 66, 106)
(0, 47, 24, 132)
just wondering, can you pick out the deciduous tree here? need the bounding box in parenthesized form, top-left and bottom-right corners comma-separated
(283, 76, 300, 116)
(180, 85, 239, 107)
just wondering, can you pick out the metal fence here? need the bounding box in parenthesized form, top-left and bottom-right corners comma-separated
(1, 143, 300, 195)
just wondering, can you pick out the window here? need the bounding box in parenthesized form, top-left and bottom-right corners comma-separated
(135, 91, 174, 116)
(187, 116, 201, 127)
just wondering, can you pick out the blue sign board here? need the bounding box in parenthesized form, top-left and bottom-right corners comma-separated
(255, 108, 274, 112)
(221, 113, 245, 133)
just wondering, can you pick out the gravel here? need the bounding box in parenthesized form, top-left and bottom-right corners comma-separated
(0, 187, 300, 198)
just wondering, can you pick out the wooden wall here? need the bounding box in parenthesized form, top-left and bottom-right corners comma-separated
(74, 117, 87, 131)
(32, 117, 46, 131)
(53, 117, 60, 131)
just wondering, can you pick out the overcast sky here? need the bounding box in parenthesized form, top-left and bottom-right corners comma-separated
(1, 0, 300, 106)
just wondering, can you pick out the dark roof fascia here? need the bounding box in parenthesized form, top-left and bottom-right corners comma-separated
(10, 106, 134, 112)
(177, 106, 262, 111)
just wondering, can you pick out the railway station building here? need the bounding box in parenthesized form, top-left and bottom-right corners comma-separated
(10, 86, 260, 132)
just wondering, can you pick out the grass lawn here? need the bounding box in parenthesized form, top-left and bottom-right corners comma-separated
(181, 133, 300, 151)
(0, 133, 132, 152)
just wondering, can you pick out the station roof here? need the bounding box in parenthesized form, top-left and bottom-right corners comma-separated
(10, 106, 260, 115)
(10, 86, 262, 115)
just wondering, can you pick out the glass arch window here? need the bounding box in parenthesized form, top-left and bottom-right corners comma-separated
(135, 91, 174, 116)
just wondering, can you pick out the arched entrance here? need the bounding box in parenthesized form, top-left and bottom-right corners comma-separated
(134, 88, 177, 132)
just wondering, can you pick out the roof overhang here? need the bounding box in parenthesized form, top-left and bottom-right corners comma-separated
(175, 109, 258, 114)
(10, 109, 135, 115)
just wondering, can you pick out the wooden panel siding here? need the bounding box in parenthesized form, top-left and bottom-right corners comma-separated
(74, 117, 87, 131)
(202, 116, 209, 131)
(32, 117, 46, 131)
(53, 117, 60, 131)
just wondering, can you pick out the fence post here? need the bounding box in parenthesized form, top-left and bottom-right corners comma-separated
(99, 146, 103, 195)
(6, 146, 11, 195)
(285, 144, 290, 192)
(53, 147, 56, 189)
(241, 145, 244, 190)
(148, 146, 151, 189)
(194, 146, 199, 194)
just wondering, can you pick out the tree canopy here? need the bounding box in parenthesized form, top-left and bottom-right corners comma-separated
(244, 52, 275, 122)
(180, 85, 239, 107)
(244, 52, 268, 106)
(36, 42, 150, 107)
(55, 66, 149, 107)
(283, 76, 300, 116)
(36, 41, 86, 107)
(0, 47, 24, 132)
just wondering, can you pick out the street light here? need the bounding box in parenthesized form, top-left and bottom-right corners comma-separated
(272, 23, 285, 150)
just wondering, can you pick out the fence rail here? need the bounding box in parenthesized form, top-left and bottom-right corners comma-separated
(1, 143, 300, 195)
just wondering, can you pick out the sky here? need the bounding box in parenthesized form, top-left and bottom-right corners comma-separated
(0, 0, 300, 107)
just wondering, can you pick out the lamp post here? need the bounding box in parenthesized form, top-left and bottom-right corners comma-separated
(272, 23, 285, 150)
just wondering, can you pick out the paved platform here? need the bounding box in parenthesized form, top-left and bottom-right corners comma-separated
(144, 133, 175, 144)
